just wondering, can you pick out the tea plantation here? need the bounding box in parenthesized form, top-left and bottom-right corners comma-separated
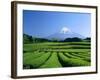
(23, 42, 91, 69)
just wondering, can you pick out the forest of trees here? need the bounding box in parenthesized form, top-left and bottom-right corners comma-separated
(23, 34, 50, 43)
(23, 34, 91, 44)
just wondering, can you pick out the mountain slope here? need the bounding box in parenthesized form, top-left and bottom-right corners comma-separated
(46, 31, 84, 40)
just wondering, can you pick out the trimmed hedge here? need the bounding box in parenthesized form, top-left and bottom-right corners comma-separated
(40, 52, 62, 68)
(58, 52, 90, 67)
(23, 52, 52, 69)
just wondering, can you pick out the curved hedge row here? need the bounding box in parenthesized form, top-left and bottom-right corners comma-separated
(69, 52, 90, 62)
(58, 52, 90, 67)
(23, 52, 52, 69)
(23, 50, 43, 60)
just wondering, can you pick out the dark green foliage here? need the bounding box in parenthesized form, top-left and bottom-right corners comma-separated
(23, 33, 50, 44)
(84, 37, 91, 42)
(64, 38, 72, 42)
(23, 34, 33, 44)
(71, 37, 83, 42)
(64, 37, 82, 42)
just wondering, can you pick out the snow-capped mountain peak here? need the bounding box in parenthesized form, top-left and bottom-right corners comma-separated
(60, 27, 71, 34)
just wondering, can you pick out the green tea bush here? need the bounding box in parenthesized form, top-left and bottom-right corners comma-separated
(69, 52, 91, 62)
(40, 52, 62, 68)
(23, 52, 52, 69)
(58, 52, 90, 67)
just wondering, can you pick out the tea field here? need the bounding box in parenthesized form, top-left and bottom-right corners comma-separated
(23, 42, 91, 69)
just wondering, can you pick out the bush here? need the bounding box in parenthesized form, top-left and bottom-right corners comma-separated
(40, 52, 62, 68)
(23, 52, 51, 69)
(58, 52, 90, 67)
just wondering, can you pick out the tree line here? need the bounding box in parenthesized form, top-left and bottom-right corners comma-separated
(23, 34, 91, 44)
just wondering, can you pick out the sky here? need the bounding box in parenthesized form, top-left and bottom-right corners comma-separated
(23, 10, 91, 38)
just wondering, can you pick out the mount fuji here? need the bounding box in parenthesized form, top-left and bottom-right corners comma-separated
(46, 27, 85, 40)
